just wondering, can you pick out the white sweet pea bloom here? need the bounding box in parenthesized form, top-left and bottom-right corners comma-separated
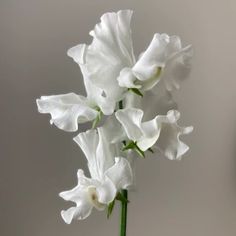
(36, 43, 117, 132)
(118, 33, 193, 91)
(115, 108, 193, 160)
(68, 10, 136, 105)
(59, 127, 133, 223)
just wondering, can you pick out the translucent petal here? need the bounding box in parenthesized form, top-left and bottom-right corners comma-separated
(155, 110, 193, 160)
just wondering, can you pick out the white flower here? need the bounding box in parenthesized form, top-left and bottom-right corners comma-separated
(115, 108, 193, 160)
(59, 127, 133, 223)
(36, 42, 118, 132)
(118, 33, 193, 91)
(68, 10, 136, 105)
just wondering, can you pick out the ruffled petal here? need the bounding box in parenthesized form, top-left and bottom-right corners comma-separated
(59, 170, 94, 223)
(96, 127, 117, 177)
(132, 34, 170, 82)
(36, 93, 98, 132)
(105, 157, 133, 190)
(74, 125, 119, 181)
(142, 79, 178, 120)
(155, 110, 193, 160)
(161, 45, 193, 91)
(61, 204, 93, 224)
(116, 108, 193, 158)
(67, 45, 116, 115)
(67, 44, 87, 64)
(73, 130, 100, 180)
(79, 10, 135, 102)
(115, 108, 143, 141)
(137, 117, 162, 151)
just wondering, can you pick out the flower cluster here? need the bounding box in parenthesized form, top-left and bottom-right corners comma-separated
(36, 10, 193, 224)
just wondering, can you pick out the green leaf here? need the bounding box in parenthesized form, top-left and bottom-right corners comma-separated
(128, 88, 143, 97)
(107, 200, 115, 219)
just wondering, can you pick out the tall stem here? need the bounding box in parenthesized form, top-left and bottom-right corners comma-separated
(118, 100, 128, 236)
(120, 189, 128, 236)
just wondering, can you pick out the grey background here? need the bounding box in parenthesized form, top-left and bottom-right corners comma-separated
(1, 0, 236, 235)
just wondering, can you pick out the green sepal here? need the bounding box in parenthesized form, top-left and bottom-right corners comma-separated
(92, 110, 102, 129)
(122, 141, 136, 151)
(122, 141, 145, 158)
(116, 192, 129, 203)
(107, 199, 115, 219)
(128, 88, 143, 97)
(134, 145, 145, 158)
(148, 148, 154, 153)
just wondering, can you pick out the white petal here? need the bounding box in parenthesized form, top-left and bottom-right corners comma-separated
(61, 204, 93, 224)
(59, 170, 94, 223)
(137, 117, 162, 151)
(95, 127, 117, 177)
(141, 79, 178, 120)
(83, 77, 116, 115)
(96, 178, 117, 204)
(156, 110, 193, 160)
(117, 67, 141, 89)
(73, 130, 100, 180)
(105, 157, 133, 190)
(115, 108, 143, 141)
(67, 44, 116, 115)
(86, 186, 106, 210)
(162, 45, 193, 91)
(132, 33, 192, 91)
(101, 116, 126, 143)
(67, 44, 87, 64)
(74, 126, 118, 180)
(82, 10, 135, 102)
(36, 93, 98, 132)
(132, 34, 170, 82)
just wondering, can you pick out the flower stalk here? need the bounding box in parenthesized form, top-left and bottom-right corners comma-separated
(120, 189, 128, 236)
(118, 100, 128, 236)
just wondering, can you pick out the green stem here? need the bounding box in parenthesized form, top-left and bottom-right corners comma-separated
(120, 189, 128, 236)
(118, 100, 123, 109)
(118, 100, 128, 236)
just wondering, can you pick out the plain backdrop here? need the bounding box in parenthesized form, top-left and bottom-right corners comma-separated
(1, 0, 236, 235)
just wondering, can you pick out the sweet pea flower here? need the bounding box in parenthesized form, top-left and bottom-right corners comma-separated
(118, 33, 193, 92)
(68, 10, 136, 107)
(59, 127, 133, 223)
(36, 49, 116, 132)
(115, 108, 193, 160)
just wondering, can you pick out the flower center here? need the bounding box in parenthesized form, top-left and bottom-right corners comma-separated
(87, 186, 105, 210)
